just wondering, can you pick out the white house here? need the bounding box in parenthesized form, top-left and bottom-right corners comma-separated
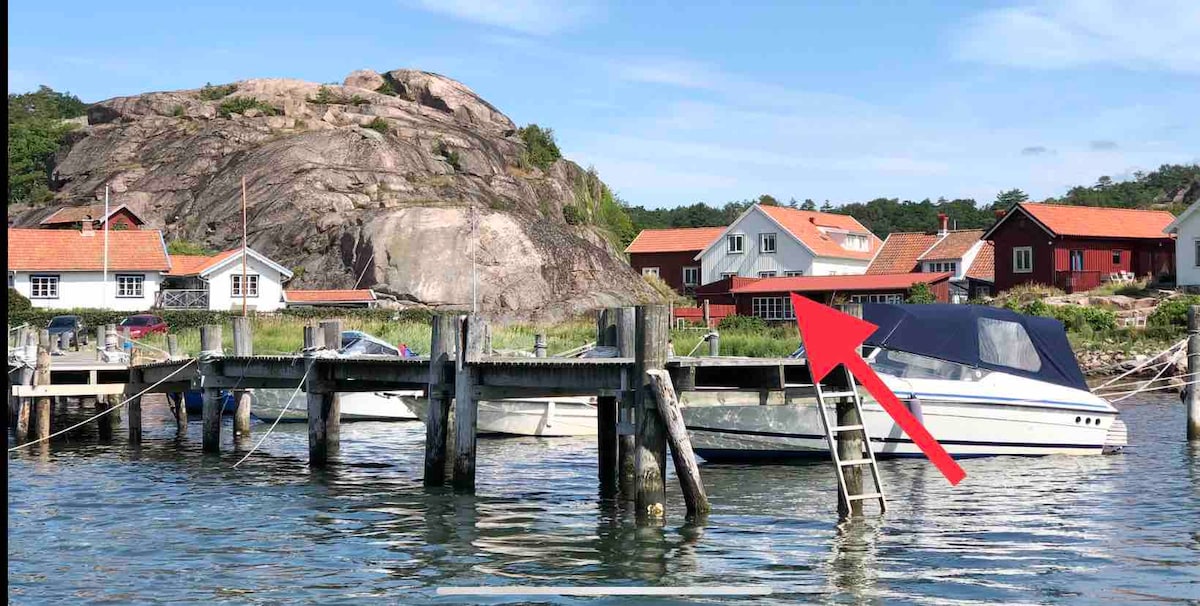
(8, 227, 171, 311)
(866, 215, 993, 302)
(694, 204, 881, 284)
(1164, 199, 1200, 289)
(162, 248, 294, 312)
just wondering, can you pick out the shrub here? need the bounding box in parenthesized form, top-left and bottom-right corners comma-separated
(365, 117, 389, 134)
(198, 82, 238, 100)
(9, 288, 32, 316)
(718, 315, 767, 332)
(218, 97, 278, 118)
(171, 105, 185, 117)
(167, 239, 216, 255)
(433, 139, 460, 170)
(375, 81, 399, 96)
(562, 204, 583, 225)
(1148, 295, 1200, 328)
(517, 124, 561, 170)
(348, 95, 369, 105)
(906, 283, 935, 304)
(308, 86, 339, 104)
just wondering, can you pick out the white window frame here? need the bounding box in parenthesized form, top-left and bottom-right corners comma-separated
(925, 261, 958, 274)
(784, 271, 804, 277)
(641, 267, 660, 278)
(116, 274, 144, 298)
(727, 234, 745, 254)
(30, 274, 59, 299)
(751, 296, 795, 320)
(231, 274, 260, 298)
(1013, 246, 1033, 274)
(849, 293, 904, 304)
(758, 271, 777, 278)
(759, 232, 777, 254)
(682, 266, 700, 286)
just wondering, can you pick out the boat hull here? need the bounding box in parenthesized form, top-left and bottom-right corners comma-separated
(408, 397, 598, 437)
(184, 389, 420, 422)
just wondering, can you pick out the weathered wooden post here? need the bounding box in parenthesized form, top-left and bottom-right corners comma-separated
(596, 308, 619, 497)
(1188, 306, 1200, 441)
(424, 315, 457, 486)
(453, 315, 486, 491)
(34, 329, 52, 442)
(166, 334, 187, 431)
(231, 316, 253, 437)
(95, 325, 106, 361)
(634, 305, 670, 522)
(200, 324, 223, 453)
(836, 303, 865, 517)
(321, 319, 342, 449)
(647, 369, 710, 516)
(56, 331, 69, 354)
(127, 367, 142, 443)
(14, 332, 36, 443)
(305, 321, 341, 466)
(105, 324, 118, 354)
(534, 333, 547, 358)
(615, 306, 637, 500)
(167, 334, 180, 360)
(708, 332, 720, 357)
(702, 299, 711, 328)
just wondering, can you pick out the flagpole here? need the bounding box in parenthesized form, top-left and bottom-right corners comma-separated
(103, 185, 110, 305)
(241, 176, 248, 317)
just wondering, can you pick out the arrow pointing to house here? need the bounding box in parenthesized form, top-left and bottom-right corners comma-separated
(790, 294, 966, 485)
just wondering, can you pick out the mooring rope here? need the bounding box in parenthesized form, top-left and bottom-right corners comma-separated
(1093, 371, 1200, 394)
(1098, 378, 1200, 400)
(7, 358, 199, 452)
(686, 332, 716, 357)
(1102, 347, 1185, 402)
(1093, 339, 1186, 390)
(231, 360, 313, 468)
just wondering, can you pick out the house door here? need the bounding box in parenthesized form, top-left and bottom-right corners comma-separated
(1069, 250, 1084, 271)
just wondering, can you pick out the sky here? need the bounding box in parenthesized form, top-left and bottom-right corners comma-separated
(8, 0, 1200, 209)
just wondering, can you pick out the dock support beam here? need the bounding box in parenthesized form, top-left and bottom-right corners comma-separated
(34, 330, 51, 442)
(634, 305, 669, 522)
(647, 369, 710, 516)
(424, 315, 456, 486)
(596, 309, 619, 497)
(232, 317, 253, 438)
(200, 324, 223, 453)
(1188, 306, 1200, 441)
(127, 368, 142, 443)
(453, 316, 486, 491)
(15, 332, 35, 444)
(167, 335, 187, 432)
(836, 304, 865, 518)
(616, 306, 637, 501)
(307, 321, 342, 466)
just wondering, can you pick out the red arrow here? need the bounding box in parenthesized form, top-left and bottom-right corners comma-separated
(790, 294, 966, 485)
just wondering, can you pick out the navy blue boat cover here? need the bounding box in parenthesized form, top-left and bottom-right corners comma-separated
(861, 303, 1088, 391)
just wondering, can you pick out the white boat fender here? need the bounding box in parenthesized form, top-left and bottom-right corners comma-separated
(906, 397, 924, 424)
(546, 400, 556, 428)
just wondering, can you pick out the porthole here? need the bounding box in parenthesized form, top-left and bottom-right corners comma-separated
(1085, 418, 1091, 425)
(1076, 416, 1081, 423)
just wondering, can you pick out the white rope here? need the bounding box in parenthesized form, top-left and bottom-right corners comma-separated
(8, 358, 198, 452)
(117, 333, 171, 356)
(1093, 371, 1200, 393)
(232, 361, 313, 468)
(1105, 347, 1185, 402)
(686, 332, 716, 357)
(1097, 379, 1200, 399)
(1093, 339, 1186, 390)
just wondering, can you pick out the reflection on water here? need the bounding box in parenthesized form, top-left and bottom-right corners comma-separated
(7, 394, 1200, 604)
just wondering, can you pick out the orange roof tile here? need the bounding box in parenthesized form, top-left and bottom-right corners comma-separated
(920, 229, 985, 260)
(757, 205, 881, 260)
(164, 249, 240, 276)
(731, 272, 952, 294)
(40, 203, 143, 226)
(866, 232, 940, 274)
(625, 227, 725, 254)
(284, 289, 376, 303)
(1017, 203, 1176, 239)
(7, 228, 169, 271)
(966, 241, 994, 282)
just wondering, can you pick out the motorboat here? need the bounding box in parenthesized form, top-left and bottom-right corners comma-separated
(407, 396, 598, 437)
(681, 303, 1128, 461)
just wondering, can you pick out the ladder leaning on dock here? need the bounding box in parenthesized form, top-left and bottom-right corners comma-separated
(814, 364, 887, 515)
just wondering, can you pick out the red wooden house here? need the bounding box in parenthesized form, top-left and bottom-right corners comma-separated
(39, 204, 146, 231)
(694, 272, 952, 321)
(982, 203, 1176, 293)
(624, 226, 725, 294)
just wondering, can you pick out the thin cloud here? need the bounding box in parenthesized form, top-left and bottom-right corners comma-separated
(411, 0, 599, 35)
(952, 0, 1200, 73)
(1090, 140, 1119, 150)
(1021, 146, 1053, 156)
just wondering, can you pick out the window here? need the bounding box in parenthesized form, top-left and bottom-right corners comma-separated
(784, 271, 804, 277)
(30, 275, 59, 299)
(926, 261, 957, 274)
(720, 272, 737, 279)
(759, 232, 777, 253)
(682, 266, 700, 286)
(1069, 250, 1084, 271)
(751, 297, 795, 320)
(641, 267, 660, 278)
(231, 274, 260, 297)
(843, 234, 869, 251)
(849, 293, 904, 304)
(975, 285, 991, 299)
(1195, 240, 1200, 268)
(758, 271, 777, 278)
(873, 349, 984, 382)
(116, 274, 144, 298)
(1111, 250, 1124, 265)
(1013, 246, 1033, 273)
(727, 234, 744, 254)
(978, 317, 1041, 372)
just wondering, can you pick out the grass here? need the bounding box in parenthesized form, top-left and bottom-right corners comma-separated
(1086, 279, 1151, 297)
(365, 117, 390, 134)
(198, 82, 237, 100)
(218, 97, 278, 118)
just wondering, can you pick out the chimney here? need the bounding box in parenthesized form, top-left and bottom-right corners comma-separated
(937, 213, 949, 236)
(81, 220, 95, 236)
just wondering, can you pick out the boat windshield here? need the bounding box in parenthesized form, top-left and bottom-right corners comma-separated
(871, 348, 987, 382)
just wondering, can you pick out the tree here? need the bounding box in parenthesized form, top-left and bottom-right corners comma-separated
(517, 124, 561, 170)
(801, 198, 817, 211)
(1094, 175, 1113, 189)
(820, 200, 834, 212)
(756, 194, 780, 206)
(907, 283, 936, 304)
(8, 86, 88, 205)
(992, 188, 1029, 209)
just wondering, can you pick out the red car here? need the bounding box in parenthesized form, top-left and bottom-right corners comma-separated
(119, 314, 169, 339)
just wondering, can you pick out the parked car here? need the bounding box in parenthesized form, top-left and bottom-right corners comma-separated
(47, 315, 86, 346)
(119, 314, 169, 339)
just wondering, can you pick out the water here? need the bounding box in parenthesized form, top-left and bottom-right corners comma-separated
(8, 394, 1200, 604)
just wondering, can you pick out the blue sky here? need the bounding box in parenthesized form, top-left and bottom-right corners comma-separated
(9, 0, 1199, 208)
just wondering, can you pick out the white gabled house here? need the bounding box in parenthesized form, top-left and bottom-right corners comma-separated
(1164, 199, 1200, 290)
(161, 248, 294, 312)
(695, 204, 881, 284)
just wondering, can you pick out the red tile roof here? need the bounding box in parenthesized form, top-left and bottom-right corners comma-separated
(164, 249, 240, 276)
(625, 227, 725, 254)
(39, 204, 143, 226)
(966, 241, 994, 282)
(283, 289, 376, 303)
(8, 228, 169, 271)
(731, 272, 952, 294)
(757, 205, 881, 260)
(1016, 203, 1176, 239)
(866, 232, 940, 274)
(921, 229, 984, 260)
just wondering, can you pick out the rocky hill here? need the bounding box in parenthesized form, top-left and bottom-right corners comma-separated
(11, 69, 658, 319)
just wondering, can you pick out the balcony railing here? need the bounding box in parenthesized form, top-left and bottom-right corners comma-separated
(1054, 270, 1102, 293)
(157, 289, 209, 309)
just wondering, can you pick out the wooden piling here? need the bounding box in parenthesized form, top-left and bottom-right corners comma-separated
(702, 299, 711, 327)
(534, 333, 547, 358)
(200, 324, 223, 453)
(95, 325, 106, 361)
(319, 319, 342, 450)
(127, 368, 142, 443)
(424, 315, 457, 486)
(646, 369, 710, 516)
(596, 309, 619, 497)
(836, 303, 865, 517)
(1188, 306, 1200, 440)
(453, 315, 486, 491)
(708, 332, 720, 357)
(232, 317, 253, 437)
(615, 306, 637, 500)
(34, 329, 51, 442)
(57, 331, 69, 354)
(634, 305, 670, 521)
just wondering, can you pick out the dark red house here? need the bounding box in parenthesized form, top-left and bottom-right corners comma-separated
(39, 204, 146, 231)
(983, 203, 1176, 293)
(625, 227, 724, 294)
(694, 272, 952, 320)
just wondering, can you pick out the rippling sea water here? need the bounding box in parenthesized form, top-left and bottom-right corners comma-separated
(7, 393, 1200, 604)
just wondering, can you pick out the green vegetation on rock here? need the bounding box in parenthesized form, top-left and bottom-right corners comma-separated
(517, 124, 561, 170)
(198, 83, 238, 100)
(218, 96, 278, 118)
(166, 239, 217, 256)
(8, 86, 88, 205)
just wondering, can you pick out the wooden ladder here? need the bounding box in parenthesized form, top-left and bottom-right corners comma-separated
(814, 364, 887, 514)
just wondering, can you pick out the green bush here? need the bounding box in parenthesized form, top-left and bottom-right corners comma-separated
(1148, 295, 1200, 327)
(8, 288, 32, 316)
(308, 86, 339, 104)
(375, 81, 399, 96)
(365, 117, 389, 134)
(198, 82, 238, 100)
(517, 124, 561, 170)
(718, 314, 767, 332)
(171, 105, 185, 117)
(562, 204, 583, 225)
(166, 239, 217, 256)
(906, 282, 935, 304)
(218, 97, 278, 118)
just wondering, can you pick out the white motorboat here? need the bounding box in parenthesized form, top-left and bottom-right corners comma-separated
(251, 388, 422, 422)
(681, 303, 1128, 462)
(408, 396, 598, 437)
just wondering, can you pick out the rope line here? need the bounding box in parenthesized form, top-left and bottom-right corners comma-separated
(1106, 347, 1185, 402)
(8, 358, 198, 452)
(1092, 371, 1200, 393)
(1093, 339, 1186, 390)
(1097, 379, 1200, 399)
(232, 361, 313, 468)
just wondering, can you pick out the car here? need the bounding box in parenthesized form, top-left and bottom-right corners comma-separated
(47, 315, 86, 346)
(119, 314, 168, 339)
